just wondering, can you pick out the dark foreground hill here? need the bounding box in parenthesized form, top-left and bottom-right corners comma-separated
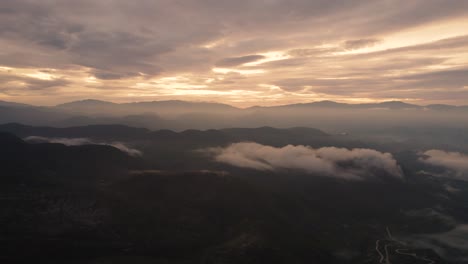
(1, 133, 466, 263)
(0, 123, 328, 140)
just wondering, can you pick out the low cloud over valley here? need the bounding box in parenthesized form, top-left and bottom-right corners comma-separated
(205, 142, 403, 180)
(420, 150, 468, 180)
(25, 136, 142, 157)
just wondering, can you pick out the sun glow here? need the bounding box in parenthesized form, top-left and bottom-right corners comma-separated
(336, 18, 468, 55)
(24, 72, 56, 80)
(244, 51, 291, 66)
(212, 68, 265, 75)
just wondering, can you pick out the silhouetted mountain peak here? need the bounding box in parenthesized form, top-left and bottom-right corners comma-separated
(372, 101, 419, 109)
(124, 100, 239, 110)
(57, 99, 117, 108)
(278, 100, 350, 108)
(312, 100, 347, 106)
(251, 100, 422, 110)
(0, 100, 33, 108)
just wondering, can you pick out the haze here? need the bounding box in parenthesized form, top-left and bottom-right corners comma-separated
(1, 1, 468, 263)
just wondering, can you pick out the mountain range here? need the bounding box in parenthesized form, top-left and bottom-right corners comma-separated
(4, 99, 468, 112)
(1, 99, 468, 131)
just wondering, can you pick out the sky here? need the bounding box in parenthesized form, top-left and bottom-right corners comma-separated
(0, 0, 468, 107)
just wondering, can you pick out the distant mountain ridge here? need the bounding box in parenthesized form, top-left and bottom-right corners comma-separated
(1, 99, 468, 132)
(56, 99, 117, 108)
(0, 100, 35, 108)
(1, 99, 468, 112)
(57, 99, 468, 110)
(0, 123, 347, 154)
(249, 100, 466, 110)
(56, 99, 240, 116)
(0, 123, 329, 142)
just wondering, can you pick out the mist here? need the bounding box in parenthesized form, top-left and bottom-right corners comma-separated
(205, 142, 403, 180)
(1, 0, 467, 261)
(419, 150, 468, 180)
(2, 100, 468, 134)
(24, 135, 142, 157)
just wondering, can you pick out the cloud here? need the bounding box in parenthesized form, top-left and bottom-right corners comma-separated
(0, 72, 69, 94)
(1, 1, 468, 105)
(106, 142, 143, 157)
(406, 224, 468, 261)
(343, 38, 380, 50)
(24, 136, 142, 157)
(405, 208, 456, 227)
(397, 67, 468, 89)
(402, 208, 467, 261)
(419, 150, 468, 180)
(215, 55, 265, 67)
(204, 142, 403, 180)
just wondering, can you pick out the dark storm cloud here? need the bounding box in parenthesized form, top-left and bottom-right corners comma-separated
(215, 55, 265, 67)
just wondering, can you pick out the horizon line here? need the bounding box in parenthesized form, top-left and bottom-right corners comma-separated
(2, 98, 468, 109)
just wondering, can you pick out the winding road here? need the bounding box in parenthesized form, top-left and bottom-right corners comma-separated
(375, 240, 384, 263)
(374, 227, 435, 264)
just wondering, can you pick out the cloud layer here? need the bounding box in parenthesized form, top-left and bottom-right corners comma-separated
(420, 150, 468, 180)
(0, 1, 467, 106)
(24, 136, 142, 157)
(205, 142, 403, 180)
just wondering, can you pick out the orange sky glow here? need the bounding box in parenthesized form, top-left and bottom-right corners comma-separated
(1, 1, 467, 107)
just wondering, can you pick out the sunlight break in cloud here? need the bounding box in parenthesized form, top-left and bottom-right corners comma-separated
(204, 142, 403, 180)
